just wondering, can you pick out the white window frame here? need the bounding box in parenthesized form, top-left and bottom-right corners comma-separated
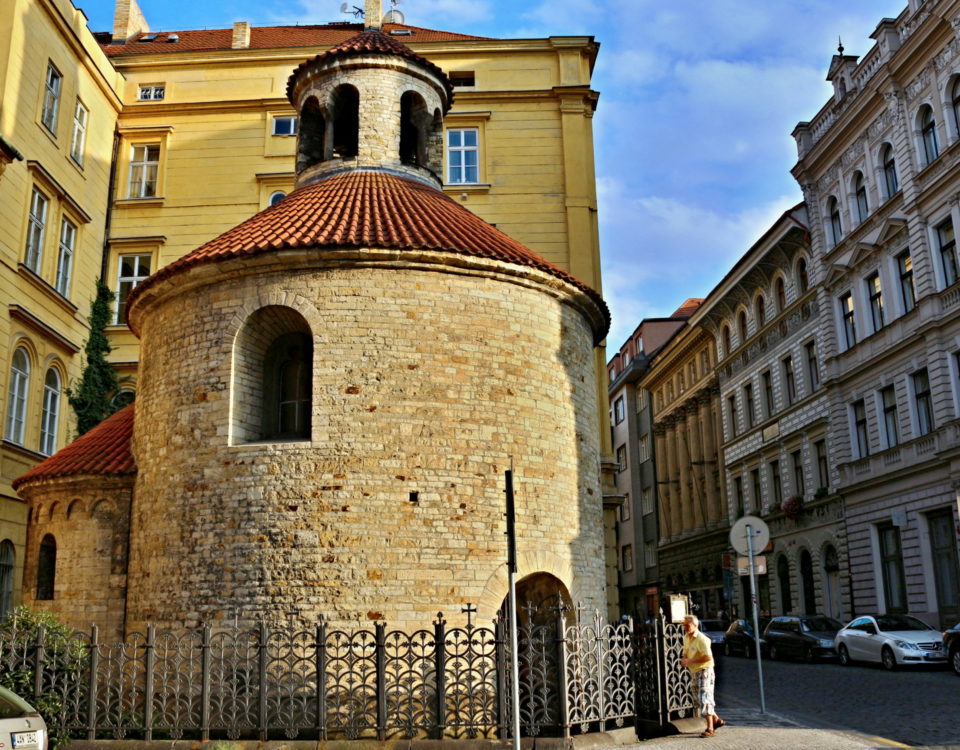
(269, 191, 286, 206)
(851, 399, 869, 458)
(936, 218, 958, 288)
(272, 116, 298, 136)
(911, 368, 934, 437)
(638, 434, 649, 462)
(920, 105, 939, 165)
(896, 250, 916, 314)
(40, 367, 61, 456)
(614, 396, 625, 424)
(41, 62, 62, 134)
(878, 385, 899, 450)
(128, 144, 161, 198)
(5, 348, 30, 445)
(115, 253, 152, 324)
(137, 84, 166, 101)
(865, 271, 884, 333)
(839, 292, 857, 350)
(55, 217, 76, 297)
(70, 100, 88, 165)
(24, 188, 48, 273)
(446, 127, 479, 184)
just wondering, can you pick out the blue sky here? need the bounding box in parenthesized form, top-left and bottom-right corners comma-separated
(79, 0, 907, 348)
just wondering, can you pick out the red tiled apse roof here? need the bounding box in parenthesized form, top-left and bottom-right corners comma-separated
(13, 405, 136, 489)
(127, 170, 610, 339)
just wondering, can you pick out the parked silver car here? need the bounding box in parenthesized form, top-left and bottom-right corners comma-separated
(0, 686, 46, 750)
(836, 614, 947, 670)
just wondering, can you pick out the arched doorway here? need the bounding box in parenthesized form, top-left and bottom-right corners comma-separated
(503, 572, 573, 627)
(823, 545, 841, 619)
(800, 550, 816, 614)
(776, 555, 792, 615)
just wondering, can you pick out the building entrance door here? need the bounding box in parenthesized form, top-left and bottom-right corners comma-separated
(928, 508, 959, 628)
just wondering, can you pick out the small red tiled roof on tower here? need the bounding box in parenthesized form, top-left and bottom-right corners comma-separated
(671, 298, 704, 318)
(12, 405, 136, 489)
(286, 29, 454, 105)
(100, 22, 487, 57)
(126, 171, 610, 340)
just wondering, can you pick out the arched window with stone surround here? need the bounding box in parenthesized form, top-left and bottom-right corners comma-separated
(827, 196, 842, 246)
(232, 306, 313, 444)
(722, 324, 731, 356)
(297, 95, 325, 172)
(775, 277, 786, 312)
(4, 347, 30, 445)
(919, 105, 939, 165)
(330, 84, 359, 159)
(400, 90, 430, 167)
(952, 78, 960, 140)
(738, 310, 748, 344)
(0, 539, 13, 617)
(881, 143, 898, 199)
(853, 171, 868, 224)
(755, 294, 766, 328)
(796, 258, 809, 293)
(36, 534, 56, 600)
(40, 367, 61, 456)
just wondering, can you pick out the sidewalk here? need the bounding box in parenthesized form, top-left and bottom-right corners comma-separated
(625, 707, 912, 750)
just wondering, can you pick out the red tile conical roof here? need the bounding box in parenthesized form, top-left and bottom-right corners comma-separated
(126, 170, 609, 339)
(12, 405, 136, 490)
(286, 29, 454, 105)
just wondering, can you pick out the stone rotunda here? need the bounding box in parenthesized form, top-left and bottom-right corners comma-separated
(15, 21, 610, 639)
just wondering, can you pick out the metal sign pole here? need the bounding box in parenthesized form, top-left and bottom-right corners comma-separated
(746, 523, 766, 713)
(504, 468, 521, 750)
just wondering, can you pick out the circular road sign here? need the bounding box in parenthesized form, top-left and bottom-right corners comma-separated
(729, 515, 770, 556)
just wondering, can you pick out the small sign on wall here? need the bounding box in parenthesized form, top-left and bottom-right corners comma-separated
(737, 555, 767, 575)
(669, 594, 689, 623)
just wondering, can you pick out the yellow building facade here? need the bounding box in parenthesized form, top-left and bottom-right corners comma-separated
(0, 0, 610, 615)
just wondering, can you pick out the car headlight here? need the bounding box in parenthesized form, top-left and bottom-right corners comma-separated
(818, 638, 834, 647)
(894, 640, 919, 650)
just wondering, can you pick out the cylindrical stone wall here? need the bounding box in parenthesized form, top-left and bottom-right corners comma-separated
(126, 253, 605, 633)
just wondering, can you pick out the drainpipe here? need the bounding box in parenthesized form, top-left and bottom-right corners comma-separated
(100, 126, 120, 282)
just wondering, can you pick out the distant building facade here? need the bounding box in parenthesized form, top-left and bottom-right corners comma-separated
(792, 0, 960, 628)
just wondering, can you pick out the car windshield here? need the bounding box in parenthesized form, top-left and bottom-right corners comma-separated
(800, 617, 842, 632)
(701, 620, 724, 631)
(875, 614, 934, 632)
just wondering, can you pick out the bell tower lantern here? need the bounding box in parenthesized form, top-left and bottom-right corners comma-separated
(286, 29, 453, 189)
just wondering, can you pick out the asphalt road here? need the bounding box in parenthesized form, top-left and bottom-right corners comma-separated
(713, 650, 959, 748)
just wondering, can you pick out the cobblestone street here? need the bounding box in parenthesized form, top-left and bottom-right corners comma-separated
(714, 652, 959, 748)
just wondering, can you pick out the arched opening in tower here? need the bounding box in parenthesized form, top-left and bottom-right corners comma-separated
(330, 84, 359, 159)
(297, 95, 325, 172)
(399, 90, 429, 166)
(503, 571, 573, 628)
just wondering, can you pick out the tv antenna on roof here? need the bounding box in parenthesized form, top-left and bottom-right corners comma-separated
(340, 3, 364, 18)
(383, 0, 404, 25)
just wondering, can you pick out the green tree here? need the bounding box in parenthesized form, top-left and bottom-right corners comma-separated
(68, 279, 120, 436)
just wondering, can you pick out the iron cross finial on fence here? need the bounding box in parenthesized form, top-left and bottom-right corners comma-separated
(551, 594, 571, 615)
(574, 602, 590, 623)
(461, 602, 477, 628)
(522, 600, 539, 623)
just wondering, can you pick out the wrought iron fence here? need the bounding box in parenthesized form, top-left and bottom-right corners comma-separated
(633, 618, 693, 731)
(0, 606, 657, 742)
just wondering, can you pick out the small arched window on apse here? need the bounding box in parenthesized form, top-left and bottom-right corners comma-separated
(722, 325, 731, 356)
(232, 306, 313, 444)
(111, 387, 136, 410)
(269, 191, 286, 206)
(952, 78, 960, 140)
(919, 104, 939, 165)
(797, 258, 809, 294)
(853, 172, 868, 224)
(36, 534, 56, 600)
(827, 196, 842, 246)
(4, 347, 30, 445)
(881, 143, 899, 198)
(330, 84, 359, 159)
(0, 539, 14, 618)
(400, 91, 430, 167)
(755, 295, 766, 328)
(775, 277, 786, 312)
(738, 310, 748, 344)
(297, 96, 325, 172)
(40, 367, 61, 456)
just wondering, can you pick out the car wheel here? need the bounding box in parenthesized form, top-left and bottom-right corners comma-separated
(769, 644, 778, 661)
(725, 641, 732, 657)
(950, 647, 960, 677)
(838, 644, 851, 666)
(803, 646, 814, 664)
(881, 646, 897, 671)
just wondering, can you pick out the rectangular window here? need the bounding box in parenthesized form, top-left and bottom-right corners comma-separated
(782, 355, 796, 405)
(447, 128, 479, 184)
(770, 460, 783, 506)
(912, 368, 933, 436)
(791, 449, 804, 497)
(41, 62, 62, 133)
(137, 84, 166, 101)
(55, 218, 76, 297)
(115, 253, 152, 324)
(128, 144, 160, 198)
(815, 439, 828, 490)
(853, 399, 869, 458)
(69, 100, 88, 165)
(638, 434, 649, 462)
(700, 350, 709, 376)
(616, 444, 627, 473)
(272, 116, 298, 136)
(638, 388, 648, 410)
(897, 251, 916, 313)
(644, 541, 656, 569)
(619, 495, 630, 522)
(938, 219, 957, 287)
(744, 383, 755, 428)
(733, 475, 744, 514)
(614, 396, 625, 424)
(750, 468, 762, 513)
(24, 188, 48, 273)
(641, 487, 654, 515)
(621, 544, 633, 572)
(880, 385, 899, 448)
(878, 523, 907, 614)
(840, 292, 857, 349)
(762, 370, 774, 417)
(727, 394, 738, 438)
(805, 341, 820, 392)
(449, 71, 475, 87)
(866, 271, 884, 332)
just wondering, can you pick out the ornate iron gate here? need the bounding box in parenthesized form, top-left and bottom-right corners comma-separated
(633, 618, 693, 734)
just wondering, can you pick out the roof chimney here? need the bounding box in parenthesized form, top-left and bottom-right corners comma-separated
(112, 0, 150, 44)
(232, 21, 251, 49)
(364, 0, 383, 30)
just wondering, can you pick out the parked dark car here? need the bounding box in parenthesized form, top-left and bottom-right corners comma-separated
(943, 621, 960, 676)
(700, 619, 727, 648)
(724, 617, 770, 658)
(763, 615, 842, 661)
